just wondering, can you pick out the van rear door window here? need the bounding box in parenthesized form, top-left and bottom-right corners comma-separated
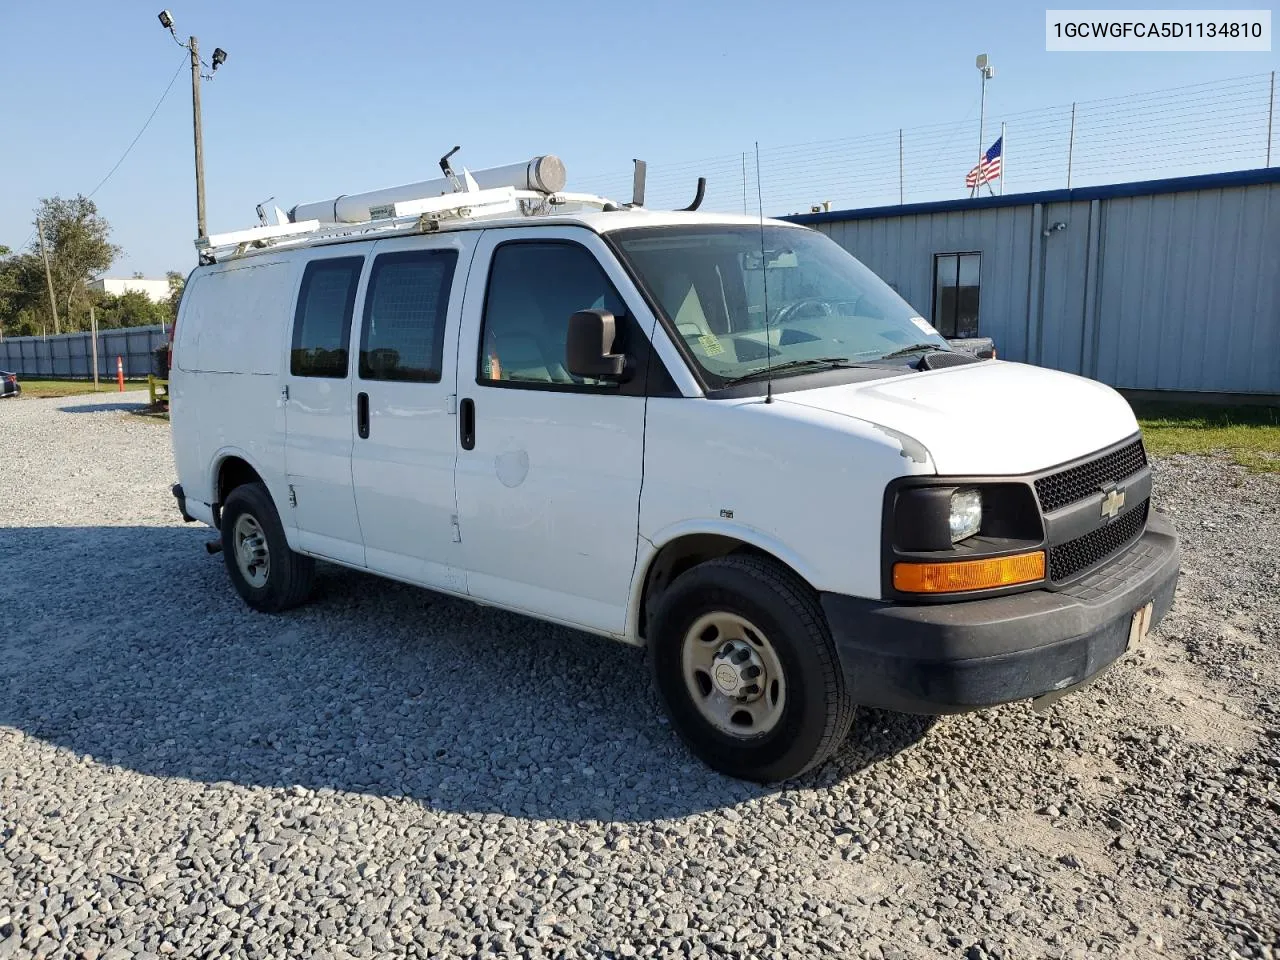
(359, 250, 458, 382)
(291, 256, 363, 378)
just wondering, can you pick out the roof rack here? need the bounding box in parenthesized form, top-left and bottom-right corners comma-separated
(195, 150, 621, 264)
(194, 150, 710, 265)
(196, 187, 617, 264)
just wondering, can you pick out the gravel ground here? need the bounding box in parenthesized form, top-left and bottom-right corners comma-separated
(1, 393, 1277, 960)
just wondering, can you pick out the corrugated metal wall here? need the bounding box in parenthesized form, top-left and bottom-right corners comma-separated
(812, 181, 1280, 395)
(1092, 184, 1279, 393)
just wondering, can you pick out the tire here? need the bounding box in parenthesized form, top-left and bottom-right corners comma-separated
(649, 553, 854, 783)
(220, 481, 315, 613)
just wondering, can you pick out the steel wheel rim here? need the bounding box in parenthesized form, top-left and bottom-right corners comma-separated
(233, 513, 270, 589)
(681, 611, 786, 738)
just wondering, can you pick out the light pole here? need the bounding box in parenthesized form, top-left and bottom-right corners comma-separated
(974, 54, 995, 198)
(157, 10, 227, 240)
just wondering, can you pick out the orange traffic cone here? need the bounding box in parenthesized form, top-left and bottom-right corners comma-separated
(116, 356, 125, 392)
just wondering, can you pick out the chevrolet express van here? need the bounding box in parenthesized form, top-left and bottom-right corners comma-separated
(169, 164, 1180, 782)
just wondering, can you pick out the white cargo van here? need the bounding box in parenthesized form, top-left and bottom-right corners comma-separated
(169, 156, 1179, 782)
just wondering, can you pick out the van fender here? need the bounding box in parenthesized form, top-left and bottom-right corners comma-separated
(624, 518, 825, 644)
(208, 445, 300, 549)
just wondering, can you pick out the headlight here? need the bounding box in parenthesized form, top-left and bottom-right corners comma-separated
(949, 488, 983, 543)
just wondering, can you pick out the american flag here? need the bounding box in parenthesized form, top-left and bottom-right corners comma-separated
(965, 136, 1003, 188)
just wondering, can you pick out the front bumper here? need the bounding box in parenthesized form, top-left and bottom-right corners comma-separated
(822, 511, 1180, 714)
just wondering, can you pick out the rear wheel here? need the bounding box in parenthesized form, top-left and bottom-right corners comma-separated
(220, 482, 314, 612)
(650, 554, 853, 782)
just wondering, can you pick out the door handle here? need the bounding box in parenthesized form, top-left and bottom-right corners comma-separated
(459, 397, 475, 450)
(357, 392, 370, 439)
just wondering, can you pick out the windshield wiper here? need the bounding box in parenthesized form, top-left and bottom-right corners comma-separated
(873, 343, 946, 361)
(723, 357, 851, 385)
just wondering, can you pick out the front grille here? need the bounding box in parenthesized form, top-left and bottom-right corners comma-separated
(1035, 439, 1148, 513)
(1048, 499, 1149, 582)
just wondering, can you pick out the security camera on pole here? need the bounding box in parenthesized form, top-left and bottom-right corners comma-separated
(157, 10, 228, 241)
(973, 54, 995, 199)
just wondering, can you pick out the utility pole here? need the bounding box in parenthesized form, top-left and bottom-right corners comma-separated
(190, 35, 207, 239)
(158, 11, 226, 242)
(36, 216, 60, 335)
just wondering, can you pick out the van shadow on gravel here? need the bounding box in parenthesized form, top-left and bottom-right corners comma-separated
(55, 400, 150, 414)
(0, 526, 935, 821)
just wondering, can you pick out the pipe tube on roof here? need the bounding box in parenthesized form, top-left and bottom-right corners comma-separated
(288, 155, 567, 224)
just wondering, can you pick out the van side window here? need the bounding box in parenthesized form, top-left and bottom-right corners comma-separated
(359, 250, 458, 382)
(479, 242, 627, 388)
(291, 257, 363, 378)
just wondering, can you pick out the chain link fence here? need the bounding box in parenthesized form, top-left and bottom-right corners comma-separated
(572, 71, 1277, 217)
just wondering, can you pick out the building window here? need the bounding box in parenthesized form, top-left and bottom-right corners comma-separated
(933, 253, 981, 338)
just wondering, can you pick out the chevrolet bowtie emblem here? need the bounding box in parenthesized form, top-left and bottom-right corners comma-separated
(1100, 486, 1126, 520)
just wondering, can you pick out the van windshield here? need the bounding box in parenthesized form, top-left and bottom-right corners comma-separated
(612, 225, 946, 388)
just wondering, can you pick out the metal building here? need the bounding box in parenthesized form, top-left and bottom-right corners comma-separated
(785, 167, 1280, 397)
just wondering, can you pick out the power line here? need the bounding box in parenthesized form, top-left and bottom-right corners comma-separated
(87, 55, 188, 199)
(6, 55, 186, 257)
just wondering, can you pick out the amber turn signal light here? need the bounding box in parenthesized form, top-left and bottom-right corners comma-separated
(893, 551, 1046, 594)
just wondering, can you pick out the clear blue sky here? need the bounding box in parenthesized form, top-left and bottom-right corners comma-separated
(0, 1, 1275, 276)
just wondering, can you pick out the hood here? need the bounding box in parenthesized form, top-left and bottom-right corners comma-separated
(777, 360, 1139, 475)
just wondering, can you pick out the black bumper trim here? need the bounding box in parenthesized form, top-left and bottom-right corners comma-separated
(171, 483, 196, 523)
(822, 511, 1180, 715)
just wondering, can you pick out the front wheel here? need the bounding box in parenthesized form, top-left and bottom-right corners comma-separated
(220, 481, 314, 613)
(650, 554, 853, 782)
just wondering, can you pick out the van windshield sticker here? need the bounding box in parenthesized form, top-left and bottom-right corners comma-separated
(698, 333, 725, 357)
(910, 317, 939, 336)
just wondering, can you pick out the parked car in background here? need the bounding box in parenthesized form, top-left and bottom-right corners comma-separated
(1, 371, 19, 398)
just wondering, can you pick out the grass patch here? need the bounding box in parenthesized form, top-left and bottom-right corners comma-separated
(14, 378, 149, 399)
(1130, 400, 1280, 473)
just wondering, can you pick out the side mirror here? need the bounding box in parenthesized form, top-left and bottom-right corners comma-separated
(565, 309, 631, 381)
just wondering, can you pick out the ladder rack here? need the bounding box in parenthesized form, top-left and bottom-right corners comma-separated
(196, 186, 618, 264)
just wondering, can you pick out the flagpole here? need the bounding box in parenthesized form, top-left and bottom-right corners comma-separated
(999, 122, 1006, 196)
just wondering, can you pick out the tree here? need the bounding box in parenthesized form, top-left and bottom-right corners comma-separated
(166, 270, 186, 320)
(0, 248, 51, 337)
(94, 290, 171, 329)
(37, 195, 121, 329)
